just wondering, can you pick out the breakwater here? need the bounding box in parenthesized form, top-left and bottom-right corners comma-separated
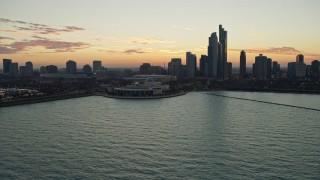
(0, 92, 93, 108)
(207, 93, 320, 112)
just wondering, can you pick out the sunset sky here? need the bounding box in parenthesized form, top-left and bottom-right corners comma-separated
(1, 0, 320, 68)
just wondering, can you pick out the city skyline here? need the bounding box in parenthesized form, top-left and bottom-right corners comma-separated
(1, 0, 320, 68)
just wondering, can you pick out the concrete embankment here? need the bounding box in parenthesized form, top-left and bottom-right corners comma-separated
(97, 92, 186, 99)
(0, 92, 93, 108)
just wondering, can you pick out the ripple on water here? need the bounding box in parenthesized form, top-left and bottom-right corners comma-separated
(0, 92, 320, 179)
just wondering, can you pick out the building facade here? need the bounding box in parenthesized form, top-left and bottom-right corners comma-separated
(186, 52, 197, 78)
(240, 50, 246, 77)
(66, 60, 77, 74)
(207, 32, 218, 78)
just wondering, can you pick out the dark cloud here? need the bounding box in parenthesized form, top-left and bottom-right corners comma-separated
(1, 18, 85, 35)
(0, 29, 17, 33)
(123, 49, 146, 54)
(229, 47, 301, 55)
(31, 35, 49, 40)
(0, 40, 89, 54)
(229, 47, 320, 60)
(0, 36, 15, 40)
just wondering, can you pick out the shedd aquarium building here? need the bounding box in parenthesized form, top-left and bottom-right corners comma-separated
(113, 78, 169, 97)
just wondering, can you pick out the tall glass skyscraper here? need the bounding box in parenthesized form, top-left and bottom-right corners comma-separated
(207, 32, 218, 77)
(218, 25, 227, 79)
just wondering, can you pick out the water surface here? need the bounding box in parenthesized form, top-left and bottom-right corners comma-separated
(1, 92, 320, 179)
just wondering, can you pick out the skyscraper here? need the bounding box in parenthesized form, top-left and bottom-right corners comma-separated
(296, 54, 304, 63)
(66, 60, 77, 74)
(207, 32, 218, 78)
(227, 62, 232, 78)
(267, 58, 272, 78)
(46, 65, 58, 74)
(186, 52, 197, 78)
(218, 25, 227, 79)
(287, 62, 296, 78)
(26, 61, 33, 77)
(139, 63, 151, 75)
(254, 54, 268, 78)
(199, 55, 208, 77)
(83, 64, 92, 73)
(93, 60, 102, 73)
(295, 54, 306, 78)
(168, 58, 182, 78)
(3, 59, 12, 74)
(10, 62, 19, 76)
(311, 60, 319, 78)
(272, 61, 280, 77)
(240, 50, 246, 77)
(20, 66, 27, 76)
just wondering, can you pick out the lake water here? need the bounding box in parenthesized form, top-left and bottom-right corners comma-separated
(1, 91, 320, 179)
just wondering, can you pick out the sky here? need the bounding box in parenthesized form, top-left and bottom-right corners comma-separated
(1, 0, 320, 68)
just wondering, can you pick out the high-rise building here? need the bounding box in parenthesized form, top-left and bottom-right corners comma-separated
(26, 61, 33, 77)
(168, 58, 182, 78)
(306, 65, 312, 77)
(66, 60, 77, 74)
(20, 66, 27, 76)
(83, 64, 92, 73)
(93, 60, 102, 73)
(199, 55, 208, 77)
(10, 62, 19, 76)
(186, 52, 197, 78)
(227, 62, 232, 78)
(295, 54, 306, 78)
(311, 60, 319, 78)
(272, 61, 280, 77)
(218, 25, 227, 79)
(296, 62, 306, 78)
(240, 50, 246, 77)
(254, 54, 268, 78)
(46, 65, 58, 74)
(3, 59, 12, 74)
(267, 58, 272, 78)
(296, 54, 304, 63)
(287, 62, 296, 78)
(149, 66, 163, 75)
(139, 63, 151, 75)
(207, 32, 218, 78)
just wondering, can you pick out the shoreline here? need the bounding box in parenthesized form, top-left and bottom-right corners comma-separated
(96, 92, 186, 99)
(1, 88, 319, 108)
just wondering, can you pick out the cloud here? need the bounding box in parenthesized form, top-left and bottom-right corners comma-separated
(0, 40, 89, 54)
(1, 18, 85, 35)
(229, 47, 320, 59)
(129, 38, 175, 44)
(160, 49, 185, 54)
(31, 35, 49, 40)
(107, 37, 175, 45)
(229, 47, 300, 55)
(250, 30, 266, 37)
(123, 49, 146, 54)
(0, 36, 15, 40)
(0, 29, 17, 33)
(171, 26, 195, 31)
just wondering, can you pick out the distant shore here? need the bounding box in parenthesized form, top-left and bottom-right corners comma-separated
(1, 88, 319, 108)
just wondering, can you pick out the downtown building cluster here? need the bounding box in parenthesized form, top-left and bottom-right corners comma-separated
(166, 25, 232, 79)
(2, 59, 106, 75)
